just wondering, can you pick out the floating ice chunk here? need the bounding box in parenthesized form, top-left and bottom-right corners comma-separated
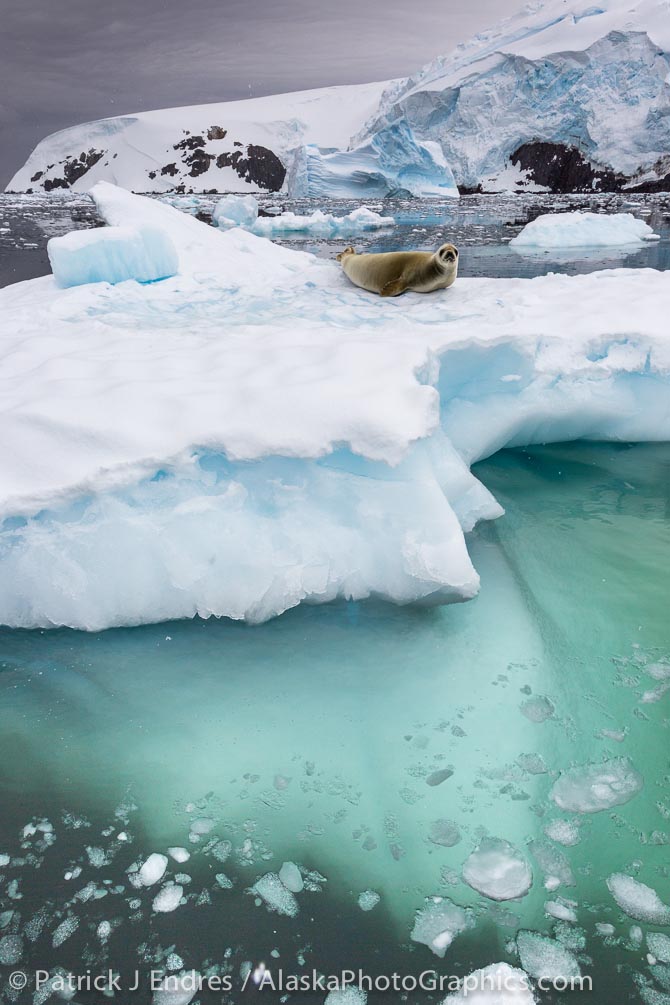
(428, 819, 462, 847)
(152, 971, 201, 1005)
(215, 872, 233, 889)
(411, 896, 474, 957)
(510, 212, 659, 249)
(516, 930, 581, 980)
(595, 922, 615, 936)
(462, 838, 533, 902)
(52, 916, 79, 948)
(648, 933, 670, 963)
(168, 847, 190, 863)
(545, 900, 578, 923)
(212, 194, 259, 228)
(189, 818, 214, 838)
(426, 768, 454, 787)
(0, 854, 9, 866)
(0, 934, 23, 964)
(606, 874, 670, 925)
(358, 890, 381, 912)
(517, 754, 547, 776)
(443, 961, 536, 1003)
(279, 861, 304, 893)
(520, 695, 555, 722)
(210, 840, 232, 864)
(630, 925, 644, 945)
(153, 884, 184, 913)
(251, 206, 394, 237)
(550, 757, 643, 813)
(647, 662, 670, 681)
(47, 225, 179, 288)
(97, 920, 111, 941)
(324, 989, 367, 1005)
(543, 819, 581, 847)
(139, 853, 168, 886)
(529, 839, 575, 888)
(252, 873, 299, 917)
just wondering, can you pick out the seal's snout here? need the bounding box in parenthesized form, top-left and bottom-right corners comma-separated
(445, 250, 456, 262)
(438, 243, 458, 265)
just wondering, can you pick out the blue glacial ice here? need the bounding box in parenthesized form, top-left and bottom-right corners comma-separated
(292, 122, 459, 198)
(47, 224, 179, 288)
(213, 196, 394, 236)
(0, 182, 669, 630)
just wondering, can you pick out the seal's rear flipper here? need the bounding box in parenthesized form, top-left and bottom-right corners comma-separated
(380, 277, 406, 297)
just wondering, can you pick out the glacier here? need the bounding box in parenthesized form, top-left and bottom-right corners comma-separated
(0, 183, 669, 630)
(6, 0, 670, 197)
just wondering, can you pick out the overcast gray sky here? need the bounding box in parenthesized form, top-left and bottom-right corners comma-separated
(0, 0, 517, 187)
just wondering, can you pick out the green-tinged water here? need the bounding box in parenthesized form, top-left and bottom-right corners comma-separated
(0, 442, 668, 1003)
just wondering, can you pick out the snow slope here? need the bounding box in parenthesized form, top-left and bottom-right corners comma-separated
(7, 0, 670, 195)
(0, 184, 669, 629)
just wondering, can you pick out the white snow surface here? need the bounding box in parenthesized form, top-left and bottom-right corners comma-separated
(1, 183, 670, 630)
(510, 212, 659, 248)
(9, 0, 670, 194)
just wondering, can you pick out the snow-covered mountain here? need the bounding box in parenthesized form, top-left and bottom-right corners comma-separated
(8, 0, 670, 196)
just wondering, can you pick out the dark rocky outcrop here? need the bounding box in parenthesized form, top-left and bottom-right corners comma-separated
(43, 148, 105, 191)
(215, 144, 286, 191)
(510, 142, 626, 193)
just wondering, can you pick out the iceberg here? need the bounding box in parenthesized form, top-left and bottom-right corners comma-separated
(0, 183, 669, 631)
(47, 225, 179, 287)
(212, 194, 259, 228)
(510, 211, 659, 248)
(213, 195, 395, 236)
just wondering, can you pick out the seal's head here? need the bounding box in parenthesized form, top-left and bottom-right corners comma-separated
(436, 243, 458, 267)
(336, 246, 356, 262)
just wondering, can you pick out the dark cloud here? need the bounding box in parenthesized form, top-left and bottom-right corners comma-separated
(1, 0, 514, 187)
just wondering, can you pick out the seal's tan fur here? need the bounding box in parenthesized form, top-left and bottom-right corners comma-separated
(336, 243, 458, 296)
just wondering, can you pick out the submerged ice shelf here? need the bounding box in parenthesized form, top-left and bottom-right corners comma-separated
(1, 182, 669, 630)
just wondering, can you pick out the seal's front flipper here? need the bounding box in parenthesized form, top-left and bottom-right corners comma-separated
(380, 277, 406, 297)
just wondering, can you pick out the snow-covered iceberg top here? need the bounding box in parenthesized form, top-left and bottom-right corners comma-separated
(212, 195, 394, 236)
(1, 182, 669, 630)
(510, 211, 659, 248)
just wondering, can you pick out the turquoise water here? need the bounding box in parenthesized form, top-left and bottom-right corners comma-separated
(0, 441, 668, 1002)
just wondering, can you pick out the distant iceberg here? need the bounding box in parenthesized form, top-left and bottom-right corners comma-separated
(212, 196, 395, 236)
(0, 183, 669, 630)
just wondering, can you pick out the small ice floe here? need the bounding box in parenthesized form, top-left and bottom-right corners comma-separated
(411, 896, 474, 957)
(168, 847, 190, 863)
(278, 861, 303, 893)
(0, 854, 10, 866)
(443, 961, 535, 1003)
(52, 916, 79, 948)
(462, 838, 533, 902)
(543, 819, 581, 847)
(209, 840, 232, 864)
(516, 930, 581, 980)
(0, 934, 23, 965)
(188, 818, 214, 842)
(520, 695, 555, 723)
(428, 819, 461, 847)
(324, 989, 367, 1005)
(426, 767, 454, 787)
(545, 899, 578, 923)
(606, 873, 670, 925)
(47, 226, 179, 288)
(153, 884, 184, 913)
(550, 757, 643, 813)
(152, 970, 201, 1005)
(647, 932, 670, 963)
(529, 839, 575, 889)
(595, 922, 615, 936)
(251, 873, 299, 917)
(510, 211, 659, 249)
(212, 194, 394, 237)
(357, 890, 381, 912)
(139, 853, 168, 886)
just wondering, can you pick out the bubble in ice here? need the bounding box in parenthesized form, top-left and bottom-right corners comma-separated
(410, 896, 474, 958)
(462, 837, 533, 902)
(357, 890, 381, 912)
(550, 757, 643, 813)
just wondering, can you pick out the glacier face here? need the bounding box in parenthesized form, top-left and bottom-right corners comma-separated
(7, 0, 670, 196)
(0, 183, 669, 630)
